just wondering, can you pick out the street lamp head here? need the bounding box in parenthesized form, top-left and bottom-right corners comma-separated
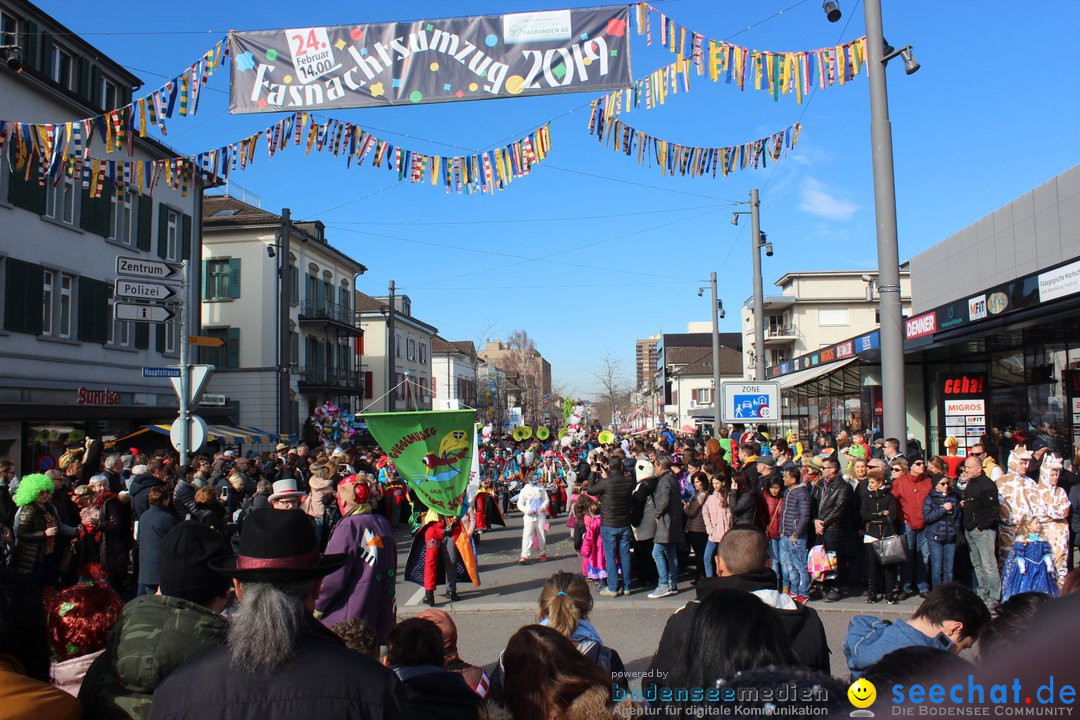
(758, 231, 767, 246)
(822, 0, 841, 22)
(764, 243, 774, 257)
(900, 46, 921, 75)
(731, 213, 740, 226)
(266, 244, 276, 258)
(718, 300, 726, 320)
(697, 288, 704, 297)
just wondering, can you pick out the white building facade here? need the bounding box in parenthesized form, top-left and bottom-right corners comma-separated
(741, 270, 912, 378)
(355, 292, 437, 413)
(431, 337, 478, 411)
(0, 0, 204, 471)
(201, 196, 366, 435)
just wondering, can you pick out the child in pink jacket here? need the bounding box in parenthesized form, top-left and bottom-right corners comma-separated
(579, 498, 608, 587)
(701, 475, 733, 578)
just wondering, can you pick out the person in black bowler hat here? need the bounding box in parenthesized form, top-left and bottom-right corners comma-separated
(148, 509, 406, 720)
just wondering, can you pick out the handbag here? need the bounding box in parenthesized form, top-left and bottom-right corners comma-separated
(873, 534, 907, 565)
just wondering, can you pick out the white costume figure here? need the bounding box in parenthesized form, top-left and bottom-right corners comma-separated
(517, 479, 550, 563)
(995, 446, 1040, 566)
(1037, 454, 1072, 588)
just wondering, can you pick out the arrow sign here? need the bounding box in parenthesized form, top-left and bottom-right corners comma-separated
(115, 302, 174, 323)
(116, 256, 181, 281)
(188, 335, 226, 348)
(115, 279, 178, 302)
(169, 364, 215, 408)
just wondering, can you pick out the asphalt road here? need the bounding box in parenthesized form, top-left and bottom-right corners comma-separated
(389, 508, 917, 683)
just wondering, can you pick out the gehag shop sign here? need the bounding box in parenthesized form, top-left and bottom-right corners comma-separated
(229, 6, 631, 113)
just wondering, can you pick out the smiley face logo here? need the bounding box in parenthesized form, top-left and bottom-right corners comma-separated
(848, 678, 877, 709)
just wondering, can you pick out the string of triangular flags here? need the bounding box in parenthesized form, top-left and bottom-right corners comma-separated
(0, 36, 227, 164)
(0, 111, 551, 198)
(587, 102, 801, 179)
(634, 2, 867, 103)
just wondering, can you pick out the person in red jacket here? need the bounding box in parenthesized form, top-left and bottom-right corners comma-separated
(891, 457, 932, 598)
(762, 477, 784, 590)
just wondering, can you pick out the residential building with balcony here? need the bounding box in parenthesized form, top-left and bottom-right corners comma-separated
(477, 340, 552, 426)
(740, 269, 912, 378)
(635, 334, 660, 393)
(431, 337, 478, 411)
(0, 0, 208, 472)
(653, 330, 742, 430)
(355, 291, 436, 412)
(201, 195, 366, 433)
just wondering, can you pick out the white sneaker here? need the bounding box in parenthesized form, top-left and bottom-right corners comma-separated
(598, 588, 619, 598)
(647, 586, 670, 599)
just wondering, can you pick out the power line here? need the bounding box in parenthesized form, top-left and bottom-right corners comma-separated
(325, 203, 731, 226)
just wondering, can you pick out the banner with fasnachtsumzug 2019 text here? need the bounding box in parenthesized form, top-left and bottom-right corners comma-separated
(228, 5, 631, 114)
(364, 410, 476, 517)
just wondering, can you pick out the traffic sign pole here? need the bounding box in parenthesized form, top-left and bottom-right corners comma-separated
(178, 259, 189, 465)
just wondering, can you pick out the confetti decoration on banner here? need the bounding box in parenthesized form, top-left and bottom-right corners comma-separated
(0, 112, 551, 199)
(635, 2, 867, 103)
(586, 102, 801, 179)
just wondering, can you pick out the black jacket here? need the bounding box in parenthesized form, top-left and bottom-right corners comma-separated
(148, 617, 407, 720)
(590, 470, 635, 528)
(961, 473, 998, 531)
(816, 477, 853, 528)
(391, 665, 483, 720)
(0, 483, 14, 527)
(645, 568, 831, 691)
(731, 489, 761, 530)
(129, 473, 166, 520)
(860, 489, 897, 540)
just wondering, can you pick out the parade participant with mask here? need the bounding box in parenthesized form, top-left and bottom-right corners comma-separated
(518, 458, 550, 565)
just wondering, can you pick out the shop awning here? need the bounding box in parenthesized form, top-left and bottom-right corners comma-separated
(141, 423, 282, 445)
(777, 357, 859, 390)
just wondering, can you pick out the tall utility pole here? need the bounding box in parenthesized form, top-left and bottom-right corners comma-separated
(177, 260, 190, 465)
(709, 271, 722, 434)
(749, 188, 766, 382)
(387, 279, 396, 412)
(279, 209, 292, 441)
(864, 0, 907, 440)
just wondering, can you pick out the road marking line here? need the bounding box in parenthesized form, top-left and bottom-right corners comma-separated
(405, 586, 426, 606)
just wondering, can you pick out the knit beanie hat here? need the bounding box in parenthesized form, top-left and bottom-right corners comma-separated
(160, 521, 233, 605)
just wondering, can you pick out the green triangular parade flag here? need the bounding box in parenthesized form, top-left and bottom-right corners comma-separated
(364, 410, 476, 516)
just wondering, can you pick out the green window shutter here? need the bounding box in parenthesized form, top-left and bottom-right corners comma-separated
(201, 260, 210, 300)
(155, 323, 166, 352)
(136, 195, 152, 251)
(290, 265, 299, 304)
(227, 258, 241, 299)
(40, 31, 52, 79)
(77, 278, 109, 344)
(134, 323, 149, 349)
(181, 213, 192, 261)
(80, 181, 111, 237)
(157, 205, 168, 258)
(8, 164, 46, 215)
(227, 327, 240, 368)
(4, 259, 43, 335)
(89, 65, 102, 107)
(24, 22, 38, 72)
(77, 57, 90, 101)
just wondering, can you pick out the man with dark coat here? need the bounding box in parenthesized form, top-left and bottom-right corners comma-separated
(815, 457, 853, 602)
(589, 454, 635, 597)
(645, 529, 831, 693)
(129, 460, 168, 520)
(136, 485, 179, 596)
(147, 510, 406, 720)
(647, 455, 684, 599)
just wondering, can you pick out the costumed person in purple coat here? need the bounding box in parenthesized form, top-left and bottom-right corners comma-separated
(314, 482, 398, 644)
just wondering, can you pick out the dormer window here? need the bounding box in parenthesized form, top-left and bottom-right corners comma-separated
(51, 46, 75, 91)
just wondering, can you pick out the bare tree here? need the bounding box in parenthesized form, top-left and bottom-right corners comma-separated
(503, 329, 543, 425)
(591, 350, 632, 427)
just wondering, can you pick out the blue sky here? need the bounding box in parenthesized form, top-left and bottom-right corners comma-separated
(33, 0, 1080, 398)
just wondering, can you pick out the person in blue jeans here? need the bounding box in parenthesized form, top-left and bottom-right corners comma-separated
(778, 467, 811, 600)
(647, 456, 682, 599)
(922, 475, 961, 587)
(588, 454, 635, 597)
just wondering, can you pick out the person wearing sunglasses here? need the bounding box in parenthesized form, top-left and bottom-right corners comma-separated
(890, 457, 932, 599)
(922, 476, 961, 588)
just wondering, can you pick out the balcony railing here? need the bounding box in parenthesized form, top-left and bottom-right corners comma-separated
(298, 301, 361, 333)
(765, 325, 796, 337)
(297, 366, 364, 392)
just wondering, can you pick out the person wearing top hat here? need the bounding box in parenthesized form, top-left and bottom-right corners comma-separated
(268, 478, 305, 511)
(147, 509, 406, 720)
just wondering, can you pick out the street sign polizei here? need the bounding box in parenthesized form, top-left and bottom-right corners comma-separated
(115, 303, 174, 323)
(115, 279, 178, 302)
(720, 381, 782, 424)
